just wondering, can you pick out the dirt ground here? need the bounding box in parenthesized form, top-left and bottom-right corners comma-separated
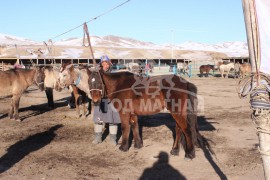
(0, 77, 265, 180)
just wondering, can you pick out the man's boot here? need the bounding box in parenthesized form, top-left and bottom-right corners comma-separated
(109, 124, 118, 145)
(92, 123, 103, 144)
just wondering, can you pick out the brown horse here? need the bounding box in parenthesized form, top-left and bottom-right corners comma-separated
(199, 65, 215, 77)
(42, 65, 87, 115)
(88, 70, 201, 159)
(0, 67, 45, 121)
(58, 64, 91, 118)
(234, 62, 251, 78)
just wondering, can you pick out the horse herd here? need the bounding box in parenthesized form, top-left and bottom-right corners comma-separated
(2, 61, 249, 159)
(199, 62, 251, 78)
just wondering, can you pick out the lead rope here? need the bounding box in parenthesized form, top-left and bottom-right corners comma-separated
(83, 23, 106, 98)
(237, 72, 270, 157)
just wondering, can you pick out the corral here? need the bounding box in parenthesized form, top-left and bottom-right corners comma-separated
(0, 76, 264, 179)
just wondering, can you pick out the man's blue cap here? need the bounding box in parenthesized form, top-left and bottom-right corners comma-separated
(100, 55, 110, 62)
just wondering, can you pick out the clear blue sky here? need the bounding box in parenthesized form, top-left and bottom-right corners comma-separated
(0, 0, 247, 44)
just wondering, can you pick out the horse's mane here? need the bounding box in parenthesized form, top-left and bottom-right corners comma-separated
(102, 71, 135, 80)
(42, 65, 54, 71)
(106, 71, 134, 76)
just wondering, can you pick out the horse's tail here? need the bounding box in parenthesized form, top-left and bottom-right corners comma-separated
(186, 81, 215, 155)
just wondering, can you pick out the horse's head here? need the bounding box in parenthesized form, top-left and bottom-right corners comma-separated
(208, 65, 214, 70)
(44, 66, 62, 92)
(58, 64, 75, 88)
(88, 70, 104, 105)
(34, 66, 45, 91)
(208, 65, 215, 73)
(216, 61, 223, 69)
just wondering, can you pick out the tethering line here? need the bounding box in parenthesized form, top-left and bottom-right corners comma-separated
(49, 0, 131, 41)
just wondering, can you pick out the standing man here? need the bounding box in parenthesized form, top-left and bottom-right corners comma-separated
(92, 55, 121, 145)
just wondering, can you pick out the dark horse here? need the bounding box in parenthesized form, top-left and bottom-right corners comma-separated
(0, 67, 45, 121)
(199, 65, 215, 77)
(88, 70, 201, 159)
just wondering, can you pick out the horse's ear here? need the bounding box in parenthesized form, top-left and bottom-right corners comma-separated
(53, 64, 59, 70)
(86, 68, 92, 76)
(65, 64, 74, 72)
(69, 64, 74, 72)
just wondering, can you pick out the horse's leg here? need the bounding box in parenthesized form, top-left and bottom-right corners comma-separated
(81, 93, 87, 118)
(45, 87, 54, 109)
(130, 115, 143, 149)
(170, 125, 182, 156)
(119, 113, 131, 152)
(72, 87, 81, 118)
(13, 95, 21, 121)
(171, 112, 194, 159)
(9, 98, 15, 119)
(166, 94, 195, 159)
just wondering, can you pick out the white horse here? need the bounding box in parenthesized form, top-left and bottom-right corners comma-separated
(177, 62, 189, 76)
(219, 63, 235, 78)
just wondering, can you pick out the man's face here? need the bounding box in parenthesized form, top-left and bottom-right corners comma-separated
(101, 61, 110, 71)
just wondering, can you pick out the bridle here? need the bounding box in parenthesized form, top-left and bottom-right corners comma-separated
(89, 69, 106, 99)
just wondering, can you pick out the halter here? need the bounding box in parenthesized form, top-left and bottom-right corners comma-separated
(89, 69, 106, 98)
(74, 72, 81, 86)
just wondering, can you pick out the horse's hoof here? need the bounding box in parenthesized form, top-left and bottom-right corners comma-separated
(185, 152, 195, 160)
(184, 157, 192, 161)
(134, 142, 143, 149)
(80, 115, 87, 119)
(119, 145, 129, 152)
(47, 106, 54, 110)
(170, 149, 179, 156)
(15, 119, 22, 122)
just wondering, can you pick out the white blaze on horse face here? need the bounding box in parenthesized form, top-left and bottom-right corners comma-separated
(92, 78, 95, 82)
(58, 71, 69, 88)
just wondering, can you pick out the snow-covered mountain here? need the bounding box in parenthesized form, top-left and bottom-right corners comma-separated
(176, 41, 248, 57)
(54, 36, 248, 56)
(0, 33, 248, 58)
(54, 35, 165, 49)
(0, 33, 42, 46)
